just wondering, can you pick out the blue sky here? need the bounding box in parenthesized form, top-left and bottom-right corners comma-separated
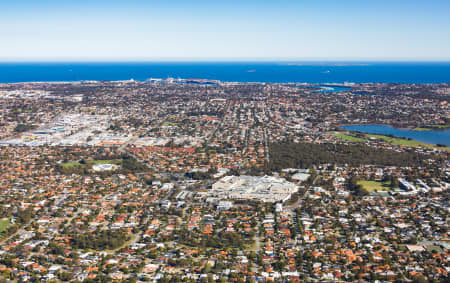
(1, 0, 450, 61)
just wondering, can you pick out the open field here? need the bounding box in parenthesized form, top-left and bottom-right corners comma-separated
(333, 133, 365, 142)
(60, 162, 81, 168)
(162, 122, 179, 127)
(90, 159, 122, 165)
(334, 131, 450, 151)
(367, 134, 430, 147)
(366, 134, 450, 151)
(413, 125, 449, 131)
(357, 180, 391, 192)
(0, 219, 11, 233)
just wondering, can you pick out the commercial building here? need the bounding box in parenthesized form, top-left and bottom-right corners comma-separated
(210, 175, 298, 203)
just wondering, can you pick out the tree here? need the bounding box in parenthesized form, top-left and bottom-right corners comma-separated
(14, 123, 36, 133)
(58, 271, 72, 281)
(412, 275, 428, 283)
(346, 176, 366, 195)
(390, 177, 399, 189)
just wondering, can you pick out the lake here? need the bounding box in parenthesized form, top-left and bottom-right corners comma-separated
(341, 124, 450, 146)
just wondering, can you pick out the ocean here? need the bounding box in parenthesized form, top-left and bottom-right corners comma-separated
(0, 62, 450, 83)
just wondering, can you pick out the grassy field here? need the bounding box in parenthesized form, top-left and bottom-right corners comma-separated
(60, 159, 122, 168)
(413, 125, 449, 131)
(428, 125, 448, 129)
(366, 134, 450, 151)
(90, 159, 122, 165)
(357, 180, 391, 192)
(162, 122, 178, 127)
(335, 130, 450, 151)
(367, 134, 430, 147)
(334, 133, 365, 142)
(0, 219, 11, 233)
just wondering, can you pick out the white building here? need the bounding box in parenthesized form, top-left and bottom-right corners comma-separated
(275, 203, 283, 212)
(217, 201, 233, 211)
(92, 163, 119, 172)
(211, 175, 298, 203)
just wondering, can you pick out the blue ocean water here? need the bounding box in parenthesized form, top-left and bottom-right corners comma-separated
(341, 124, 450, 146)
(0, 62, 450, 83)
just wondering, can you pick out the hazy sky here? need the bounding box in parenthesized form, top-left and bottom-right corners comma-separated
(1, 0, 450, 61)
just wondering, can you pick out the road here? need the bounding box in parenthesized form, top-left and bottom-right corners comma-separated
(263, 128, 270, 163)
(252, 223, 262, 253)
(250, 223, 262, 273)
(0, 203, 81, 246)
(0, 221, 32, 245)
(204, 101, 230, 146)
(286, 175, 318, 213)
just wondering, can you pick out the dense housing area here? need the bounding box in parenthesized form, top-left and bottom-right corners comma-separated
(0, 80, 448, 282)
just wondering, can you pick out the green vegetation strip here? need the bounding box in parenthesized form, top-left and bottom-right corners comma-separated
(269, 142, 436, 170)
(162, 122, 179, 127)
(333, 133, 365, 142)
(333, 131, 450, 151)
(413, 125, 449, 131)
(60, 159, 122, 168)
(357, 181, 391, 192)
(366, 134, 450, 151)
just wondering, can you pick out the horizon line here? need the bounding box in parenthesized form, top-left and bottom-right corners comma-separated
(1, 57, 450, 63)
(1, 61, 450, 64)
